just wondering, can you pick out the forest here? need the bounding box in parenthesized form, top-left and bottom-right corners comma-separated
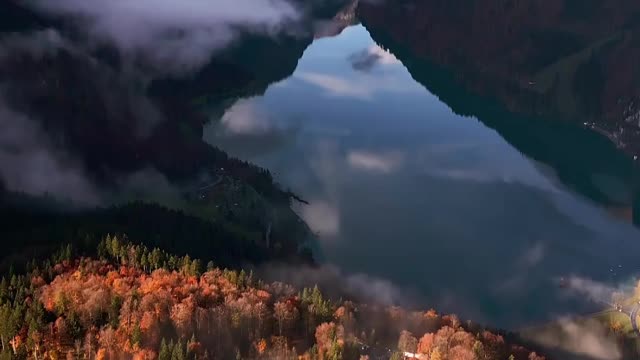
(0, 187, 313, 275)
(0, 236, 547, 360)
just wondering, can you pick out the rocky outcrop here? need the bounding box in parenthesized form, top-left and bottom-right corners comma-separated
(314, 0, 359, 39)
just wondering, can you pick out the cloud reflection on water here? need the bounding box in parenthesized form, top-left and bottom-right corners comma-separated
(348, 45, 401, 72)
(296, 70, 421, 100)
(347, 150, 404, 173)
(209, 25, 640, 330)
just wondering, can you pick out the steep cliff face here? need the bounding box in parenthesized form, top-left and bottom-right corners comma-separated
(359, 0, 640, 156)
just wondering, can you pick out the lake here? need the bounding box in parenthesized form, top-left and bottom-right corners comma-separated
(205, 24, 640, 328)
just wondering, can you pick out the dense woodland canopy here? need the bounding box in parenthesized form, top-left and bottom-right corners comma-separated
(0, 237, 547, 360)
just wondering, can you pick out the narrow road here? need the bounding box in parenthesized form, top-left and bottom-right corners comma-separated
(594, 298, 640, 335)
(629, 304, 639, 334)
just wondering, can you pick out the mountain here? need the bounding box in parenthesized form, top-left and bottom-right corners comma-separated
(358, 0, 640, 224)
(358, 0, 640, 157)
(0, 0, 356, 270)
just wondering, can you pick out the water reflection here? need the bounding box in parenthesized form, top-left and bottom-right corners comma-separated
(206, 25, 640, 328)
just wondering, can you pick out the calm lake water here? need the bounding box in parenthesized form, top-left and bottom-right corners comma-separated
(204, 25, 640, 328)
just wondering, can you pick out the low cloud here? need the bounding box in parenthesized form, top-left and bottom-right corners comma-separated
(0, 31, 189, 206)
(347, 150, 404, 173)
(495, 241, 547, 294)
(300, 200, 340, 237)
(114, 167, 184, 204)
(559, 275, 623, 306)
(259, 263, 411, 306)
(0, 29, 69, 60)
(525, 317, 621, 360)
(522, 241, 545, 267)
(27, 0, 301, 74)
(0, 95, 100, 205)
(0, 97, 186, 207)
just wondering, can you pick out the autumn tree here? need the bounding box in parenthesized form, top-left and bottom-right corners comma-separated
(274, 301, 299, 336)
(418, 333, 434, 355)
(315, 322, 345, 360)
(398, 330, 418, 353)
(0, 236, 548, 360)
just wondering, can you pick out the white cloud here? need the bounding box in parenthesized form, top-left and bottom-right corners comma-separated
(27, 0, 300, 74)
(526, 317, 621, 360)
(260, 263, 406, 306)
(0, 97, 100, 205)
(559, 275, 622, 305)
(300, 200, 340, 237)
(347, 150, 404, 173)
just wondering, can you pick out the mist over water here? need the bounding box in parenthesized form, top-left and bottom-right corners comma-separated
(205, 25, 640, 328)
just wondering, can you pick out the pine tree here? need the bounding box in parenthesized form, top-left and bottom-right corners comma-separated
(109, 296, 122, 328)
(63, 244, 72, 261)
(247, 270, 254, 287)
(171, 341, 185, 360)
(0, 278, 7, 301)
(97, 238, 107, 259)
(311, 285, 322, 305)
(159, 339, 171, 360)
(472, 341, 485, 360)
(181, 255, 192, 274)
(111, 236, 120, 261)
(0, 303, 12, 352)
(141, 253, 149, 272)
(190, 260, 201, 277)
(238, 270, 247, 288)
(66, 312, 83, 340)
(131, 323, 142, 348)
(26, 318, 42, 359)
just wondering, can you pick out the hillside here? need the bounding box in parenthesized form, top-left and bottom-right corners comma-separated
(358, 0, 640, 156)
(0, 1, 324, 270)
(0, 237, 546, 360)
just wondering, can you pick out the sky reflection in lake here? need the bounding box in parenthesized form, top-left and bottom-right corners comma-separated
(204, 25, 640, 328)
